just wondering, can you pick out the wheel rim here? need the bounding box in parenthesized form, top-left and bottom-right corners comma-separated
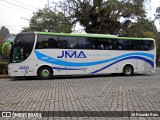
(125, 67, 131, 75)
(41, 69, 49, 77)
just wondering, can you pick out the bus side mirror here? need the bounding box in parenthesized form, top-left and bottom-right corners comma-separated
(2, 41, 12, 54)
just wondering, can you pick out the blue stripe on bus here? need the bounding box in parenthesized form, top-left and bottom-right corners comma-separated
(90, 56, 154, 74)
(52, 67, 85, 70)
(35, 50, 154, 67)
(51, 56, 153, 73)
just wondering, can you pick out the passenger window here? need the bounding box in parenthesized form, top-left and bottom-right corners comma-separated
(143, 40, 154, 50)
(36, 35, 59, 49)
(79, 37, 94, 49)
(131, 40, 144, 50)
(97, 38, 109, 50)
(107, 39, 113, 50)
(110, 39, 122, 50)
(119, 40, 129, 50)
(58, 36, 78, 49)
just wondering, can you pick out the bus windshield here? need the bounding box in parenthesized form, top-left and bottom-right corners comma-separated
(10, 33, 35, 63)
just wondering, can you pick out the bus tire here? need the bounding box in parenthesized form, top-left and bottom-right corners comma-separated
(123, 65, 133, 76)
(38, 66, 53, 79)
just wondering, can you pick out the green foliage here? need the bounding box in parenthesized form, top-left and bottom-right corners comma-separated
(0, 37, 3, 62)
(0, 62, 8, 74)
(23, 7, 72, 33)
(143, 31, 159, 54)
(61, 0, 148, 34)
(120, 18, 160, 57)
(0, 35, 10, 62)
(120, 18, 158, 37)
(0, 26, 9, 40)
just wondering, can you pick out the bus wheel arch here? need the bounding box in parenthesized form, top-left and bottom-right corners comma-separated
(37, 65, 53, 79)
(123, 64, 134, 76)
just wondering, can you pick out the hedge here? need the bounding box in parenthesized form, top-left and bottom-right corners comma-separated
(0, 62, 8, 75)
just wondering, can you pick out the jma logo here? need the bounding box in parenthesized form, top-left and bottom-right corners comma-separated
(57, 50, 87, 58)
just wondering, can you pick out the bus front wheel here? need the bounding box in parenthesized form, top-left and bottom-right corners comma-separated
(123, 65, 133, 76)
(38, 66, 53, 79)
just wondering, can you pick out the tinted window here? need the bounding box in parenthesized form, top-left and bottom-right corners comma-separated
(109, 39, 154, 51)
(15, 34, 34, 50)
(59, 36, 78, 49)
(143, 40, 154, 50)
(112, 39, 122, 50)
(103, 39, 122, 50)
(79, 37, 95, 49)
(96, 38, 109, 50)
(131, 40, 143, 50)
(35, 35, 154, 51)
(79, 38, 117, 50)
(36, 35, 59, 49)
(118, 39, 128, 50)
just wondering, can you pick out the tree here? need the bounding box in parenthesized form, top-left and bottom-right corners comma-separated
(0, 37, 3, 61)
(59, 0, 149, 34)
(0, 26, 9, 40)
(0, 26, 10, 62)
(120, 18, 159, 59)
(23, 7, 72, 33)
(120, 18, 158, 37)
(155, 6, 160, 20)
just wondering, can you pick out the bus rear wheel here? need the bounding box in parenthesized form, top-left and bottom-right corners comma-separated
(123, 65, 133, 76)
(38, 66, 52, 79)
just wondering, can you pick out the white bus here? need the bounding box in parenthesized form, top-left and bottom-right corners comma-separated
(8, 32, 156, 79)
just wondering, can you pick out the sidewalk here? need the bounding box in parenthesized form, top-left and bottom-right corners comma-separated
(156, 67, 160, 71)
(0, 74, 10, 78)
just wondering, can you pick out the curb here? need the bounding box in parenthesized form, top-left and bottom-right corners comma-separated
(0, 68, 160, 79)
(0, 75, 10, 78)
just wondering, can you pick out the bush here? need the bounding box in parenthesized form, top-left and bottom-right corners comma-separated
(0, 62, 8, 75)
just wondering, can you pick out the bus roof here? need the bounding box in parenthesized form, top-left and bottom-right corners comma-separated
(35, 32, 154, 40)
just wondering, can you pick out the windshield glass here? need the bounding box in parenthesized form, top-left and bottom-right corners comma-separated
(11, 33, 35, 63)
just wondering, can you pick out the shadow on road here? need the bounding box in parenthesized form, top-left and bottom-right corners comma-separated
(10, 73, 151, 81)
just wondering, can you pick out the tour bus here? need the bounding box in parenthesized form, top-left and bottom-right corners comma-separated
(8, 32, 156, 79)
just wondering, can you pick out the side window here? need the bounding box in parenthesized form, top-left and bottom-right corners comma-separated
(79, 37, 94, 49)
(119, 39, 129, 50)
(143, 40, 154, 51)
(110, 39, 121, 50)
(118, 40, 154, 51)
(131, 40, 144, 50)
(97, 38, 108, 50)
(36, 35, 59, 49)
(59, 36, 78, 49)
(107, 39, 113, 50)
